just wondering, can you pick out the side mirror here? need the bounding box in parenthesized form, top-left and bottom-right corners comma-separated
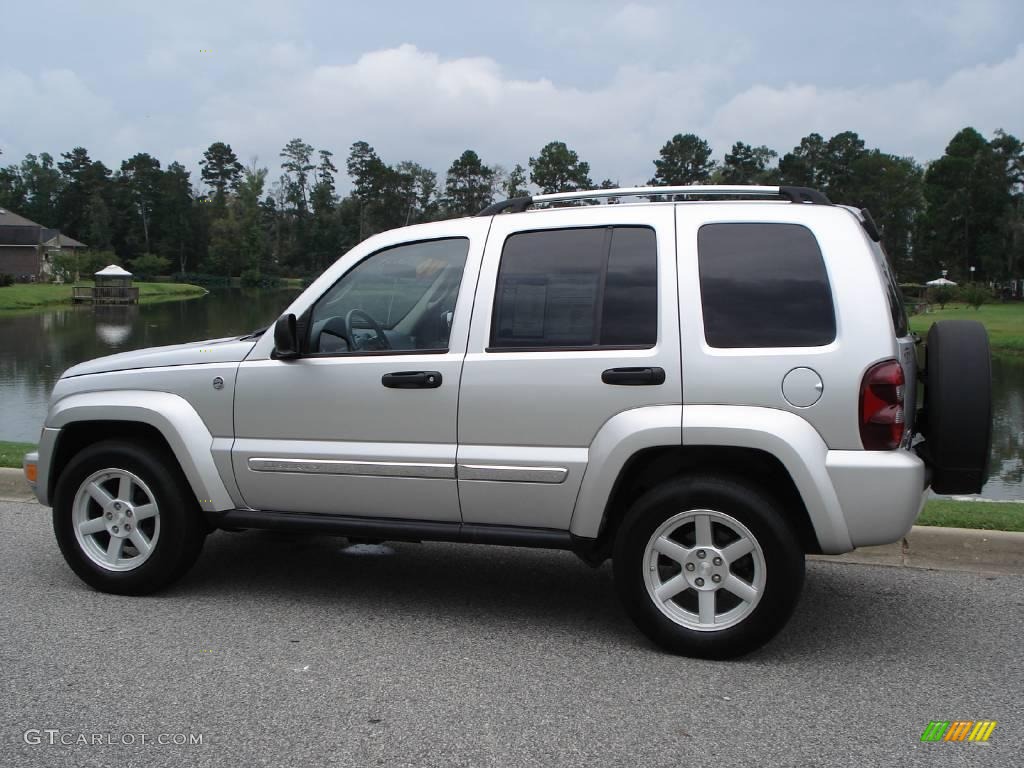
(272, 313, 300, 360)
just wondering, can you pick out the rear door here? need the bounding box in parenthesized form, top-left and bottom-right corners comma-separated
(457, 205, 681, 530)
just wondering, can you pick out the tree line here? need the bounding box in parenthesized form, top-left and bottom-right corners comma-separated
(0, 127, 1021, 284)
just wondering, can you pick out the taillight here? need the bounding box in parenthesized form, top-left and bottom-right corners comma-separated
(859, 360, 905, 450)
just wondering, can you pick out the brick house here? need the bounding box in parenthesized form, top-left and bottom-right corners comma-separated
(0, 208, 87, 280)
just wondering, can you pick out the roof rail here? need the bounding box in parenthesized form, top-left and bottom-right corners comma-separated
(476, 184, 830, 215)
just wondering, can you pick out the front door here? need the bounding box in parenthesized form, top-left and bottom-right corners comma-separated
(232, 221, 487, 521)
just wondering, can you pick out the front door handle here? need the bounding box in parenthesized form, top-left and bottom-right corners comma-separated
(382, 371, 442, 389)
(601, 366, 666, 386)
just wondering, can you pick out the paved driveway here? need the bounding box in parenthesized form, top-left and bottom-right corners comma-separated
(1, 499, 1021, 767)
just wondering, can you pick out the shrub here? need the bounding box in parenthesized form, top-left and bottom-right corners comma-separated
(0, 273, 14, 287)
(240, 268, 263, 287)
(961, 282, 993, 310)
(927, 284, 958, 309)
(80, 250, 121, 277)
(129, 253, 171, 279)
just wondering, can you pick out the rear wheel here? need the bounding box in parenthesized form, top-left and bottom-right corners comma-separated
(53, 440, 206, 595)
(613, 476, 804, 659)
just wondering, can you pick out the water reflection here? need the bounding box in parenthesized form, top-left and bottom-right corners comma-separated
(94, 305, 136, 347)
(0, 289, 299, 442)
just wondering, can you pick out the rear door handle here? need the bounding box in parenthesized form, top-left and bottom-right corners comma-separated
(601, 367, 666, 386)
(382, 371, 442, 389)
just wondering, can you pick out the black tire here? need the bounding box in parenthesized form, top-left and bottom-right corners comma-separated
(921, 320, 992, 494)
(52, 439, 206, 595)
(613, 475, 804, 659)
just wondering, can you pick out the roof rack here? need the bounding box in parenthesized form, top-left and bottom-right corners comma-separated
(477, 184, 831, 216)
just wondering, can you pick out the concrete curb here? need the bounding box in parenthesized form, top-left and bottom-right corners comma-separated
(811, 527, 1024, 576)
(0, 466, 37, 503)
(2, 467, 1021, 575)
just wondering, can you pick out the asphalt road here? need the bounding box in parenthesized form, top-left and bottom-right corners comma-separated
(1, 499, 1021, 768)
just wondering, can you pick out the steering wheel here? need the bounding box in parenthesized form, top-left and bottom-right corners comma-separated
(343, 309, 391, 351)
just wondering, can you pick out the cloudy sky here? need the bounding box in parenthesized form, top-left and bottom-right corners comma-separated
(1, 0, 1022, 190)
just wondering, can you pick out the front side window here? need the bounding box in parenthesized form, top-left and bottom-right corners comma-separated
(490, 226, 657, 350)
(309, 238, 469, 354)
(698, 223, 835, 348)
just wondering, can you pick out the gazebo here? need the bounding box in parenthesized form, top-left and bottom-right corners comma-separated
(73, 264, 139, 304)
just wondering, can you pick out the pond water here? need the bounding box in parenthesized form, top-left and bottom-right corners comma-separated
(0, 290, 1020, 500)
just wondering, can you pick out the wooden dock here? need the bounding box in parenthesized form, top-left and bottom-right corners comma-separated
(72, 285, 140, 304)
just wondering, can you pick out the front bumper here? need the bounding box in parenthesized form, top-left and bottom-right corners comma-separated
(27, 428, 60, 506)
(826, 449, 928, 548)
(23, 451, 39, 492)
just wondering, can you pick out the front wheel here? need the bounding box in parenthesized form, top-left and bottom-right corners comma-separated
(53, 439, 206, 595)
(613, 476, 804, 659)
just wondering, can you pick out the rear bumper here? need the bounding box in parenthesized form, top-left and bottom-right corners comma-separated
(826, 449, 928, 549)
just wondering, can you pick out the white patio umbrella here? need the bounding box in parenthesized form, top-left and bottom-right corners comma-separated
(925, 277, 958, 286)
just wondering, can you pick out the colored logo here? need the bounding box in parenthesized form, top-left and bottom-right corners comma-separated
(920, 721, 997, 742)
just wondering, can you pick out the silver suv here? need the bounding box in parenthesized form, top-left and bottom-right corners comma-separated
(24, 185, 992, 658)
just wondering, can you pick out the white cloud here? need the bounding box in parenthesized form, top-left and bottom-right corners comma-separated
(708, 45, 1024, 161)
(605, 3, 669, 44)
(0, 67, 122, 160)
(193, 44, 727, 187)
(3, 39, 1022, 193)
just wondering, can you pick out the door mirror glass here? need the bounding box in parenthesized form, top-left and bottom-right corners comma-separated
(272, 313, 300, 359)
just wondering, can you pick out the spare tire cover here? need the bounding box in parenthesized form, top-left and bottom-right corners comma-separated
(921, 320, 992, 494)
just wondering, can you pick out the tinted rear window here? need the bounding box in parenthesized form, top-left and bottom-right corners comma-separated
(491, 226, 657, 349)
(698, 223, 835, 348)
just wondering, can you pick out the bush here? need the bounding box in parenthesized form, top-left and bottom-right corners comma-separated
(961, 282, 993, 310)
(129, 253, 171, 280)
(240, 269, 262, 287)
(80, 250, 120, 277)
(48, 249, 120, 283)
(927, 284, 959, 309)
(0, 273, 14, 287)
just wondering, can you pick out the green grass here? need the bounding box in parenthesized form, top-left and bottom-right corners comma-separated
(916, 499, 1024, 532)
(909, 302, 1024, 356)
(0, 281, 207, 313)
(0, 442, 36, 468)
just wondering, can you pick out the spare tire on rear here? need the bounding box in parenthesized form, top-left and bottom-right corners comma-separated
(918, 320, 992, 494)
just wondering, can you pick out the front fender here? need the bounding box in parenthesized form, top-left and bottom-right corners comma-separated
(43, 390, 234, 512)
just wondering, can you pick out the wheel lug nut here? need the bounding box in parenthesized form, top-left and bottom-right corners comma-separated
(713, 556, 723, 566)
(112, 525, 119, 533)
(685, 563, 695, 572)
(114, 502, 121, 511)
(696, 549, 706, 559)
(712, 574, 722, 583)
(105, 512, 112, 520)
(125, 523, 131, 530)
(695, 577, 705, 587)
(126, 510, 133, 518)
